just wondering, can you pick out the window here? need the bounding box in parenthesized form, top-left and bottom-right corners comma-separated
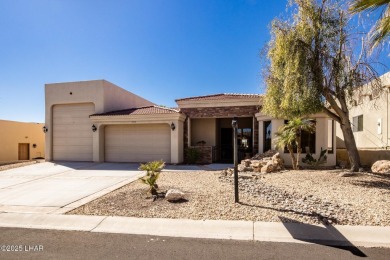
(301, 130, 316, 154)
(352, 115, 363, 132)
(263, 121, 272, 153)
(238, 128, 252, 150)
(327, 119, 334, 154)
(283, 120, 316, 154)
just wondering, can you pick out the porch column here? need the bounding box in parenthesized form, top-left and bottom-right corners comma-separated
(187, 117, 191, 147)
(255, 112, 272, 154)
(258, 120, 264, 153)
(92, 123, 104, 162)
(171, 120, 184, 164)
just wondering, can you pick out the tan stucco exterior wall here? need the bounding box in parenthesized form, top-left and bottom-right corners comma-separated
(190, 118, 216, 146)
(102, 80, 154, 112)
(337, 148, 390, 167)
(0, 120, 45, 161)
(336, 72, 390, 149)
(45, 80, 155, 162)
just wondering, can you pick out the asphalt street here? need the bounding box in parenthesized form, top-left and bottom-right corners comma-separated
(0, 227, 389, 260)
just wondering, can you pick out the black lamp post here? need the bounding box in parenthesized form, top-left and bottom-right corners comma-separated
(232, 117, 239, 203)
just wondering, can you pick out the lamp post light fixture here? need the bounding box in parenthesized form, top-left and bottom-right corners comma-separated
(42, 126, 48, 133)
(92, 124, 97, 132)
(171, 122, 176, 131)
(231, 117, 239, 203)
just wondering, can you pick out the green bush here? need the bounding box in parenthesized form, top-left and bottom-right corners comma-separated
(139, 160, 165, 195)
(186, 147, 201, 164)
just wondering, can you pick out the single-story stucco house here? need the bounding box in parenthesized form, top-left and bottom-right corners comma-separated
(44, 80, 336, 166)
(0, 120, 45, 161)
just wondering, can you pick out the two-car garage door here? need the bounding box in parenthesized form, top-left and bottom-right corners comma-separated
(105, 124, 171, 163)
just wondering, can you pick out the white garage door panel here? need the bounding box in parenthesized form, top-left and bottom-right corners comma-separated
(53, 103, 94, 161)
(105, 124, 171, 162)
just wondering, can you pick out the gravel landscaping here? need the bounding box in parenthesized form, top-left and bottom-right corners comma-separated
(69, 169, 390, 226)
(0, 161, 38, 171)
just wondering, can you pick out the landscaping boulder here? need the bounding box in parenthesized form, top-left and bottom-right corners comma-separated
(261, 161, 275, 173)
(371, 160, 390, 174)
(251, 150, 278, 160)
(272, 152, 284, 170)
(251, 160, 261, 168)
(237, 150, 284, 174)
(165, 189, 185, 202)
(243, 159, 251, 167)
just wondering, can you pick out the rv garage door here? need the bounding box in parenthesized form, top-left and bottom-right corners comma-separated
(105, 124, 171, 162)
(52, 103, 94, 161)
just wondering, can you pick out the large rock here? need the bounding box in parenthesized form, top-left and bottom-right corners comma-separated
(272, 153, 283, 165)
(251, 160, 261, 168)
(243, 159, 251, 167)
(371, 160, 390, 174)
(235, 151, 285, 174)
(165, 189, 185, 202)
(261, 161, 275, 173)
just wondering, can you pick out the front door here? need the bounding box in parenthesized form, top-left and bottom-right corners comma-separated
(18, 143, 30, 160)
(220, 128, 233, 163)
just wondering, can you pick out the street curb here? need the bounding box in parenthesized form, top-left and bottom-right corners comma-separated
(0, 213, 389, 248)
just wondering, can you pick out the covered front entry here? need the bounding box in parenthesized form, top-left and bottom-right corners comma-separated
(104, 124, 171, 163)
(52, 103, 94, 161)
(189, 117, 255, 163)
(217, 118, 254, 163)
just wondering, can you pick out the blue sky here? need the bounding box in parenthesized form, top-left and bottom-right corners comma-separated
(0, 0, 388, 123)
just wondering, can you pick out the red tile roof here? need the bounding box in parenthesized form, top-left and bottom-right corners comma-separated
(90, 106, 180, 117)
(175, 93, 262, 102)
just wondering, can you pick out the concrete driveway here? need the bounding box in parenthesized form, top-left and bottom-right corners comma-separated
(0, 162, 144, 214)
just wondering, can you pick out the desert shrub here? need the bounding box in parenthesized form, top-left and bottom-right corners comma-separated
(186, 147, 201, 164)
(139, 160, 165, 195)
(302, 147, 327, 167)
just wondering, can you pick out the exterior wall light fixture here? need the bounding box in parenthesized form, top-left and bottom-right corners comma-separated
(171, 122, 175, 131)
(42, 126, 48, 133)
(92, 124, 97, 132)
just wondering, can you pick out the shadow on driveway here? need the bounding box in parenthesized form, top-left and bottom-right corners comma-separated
(51, 161, 141, 171)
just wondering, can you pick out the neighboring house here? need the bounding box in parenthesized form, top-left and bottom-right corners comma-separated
(336, 71, 390, 166)
(0, 120, 45, 161)
(44, 80, 336, 166)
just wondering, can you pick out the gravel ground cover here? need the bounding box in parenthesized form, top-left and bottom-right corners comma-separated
(69, 169, 390, 226)
(0, 161, 37, 171)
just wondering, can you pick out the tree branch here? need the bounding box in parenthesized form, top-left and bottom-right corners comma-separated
(322, 107, 341, 123)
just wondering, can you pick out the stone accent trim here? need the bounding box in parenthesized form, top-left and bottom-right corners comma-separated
(180, 106, 259, 118)
(253, 118, 259, 153)
(185, 146, 213, 164)
(184, 117, 189, 149)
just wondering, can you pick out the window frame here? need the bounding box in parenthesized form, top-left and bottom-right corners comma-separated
(352, 115, 363, 132)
